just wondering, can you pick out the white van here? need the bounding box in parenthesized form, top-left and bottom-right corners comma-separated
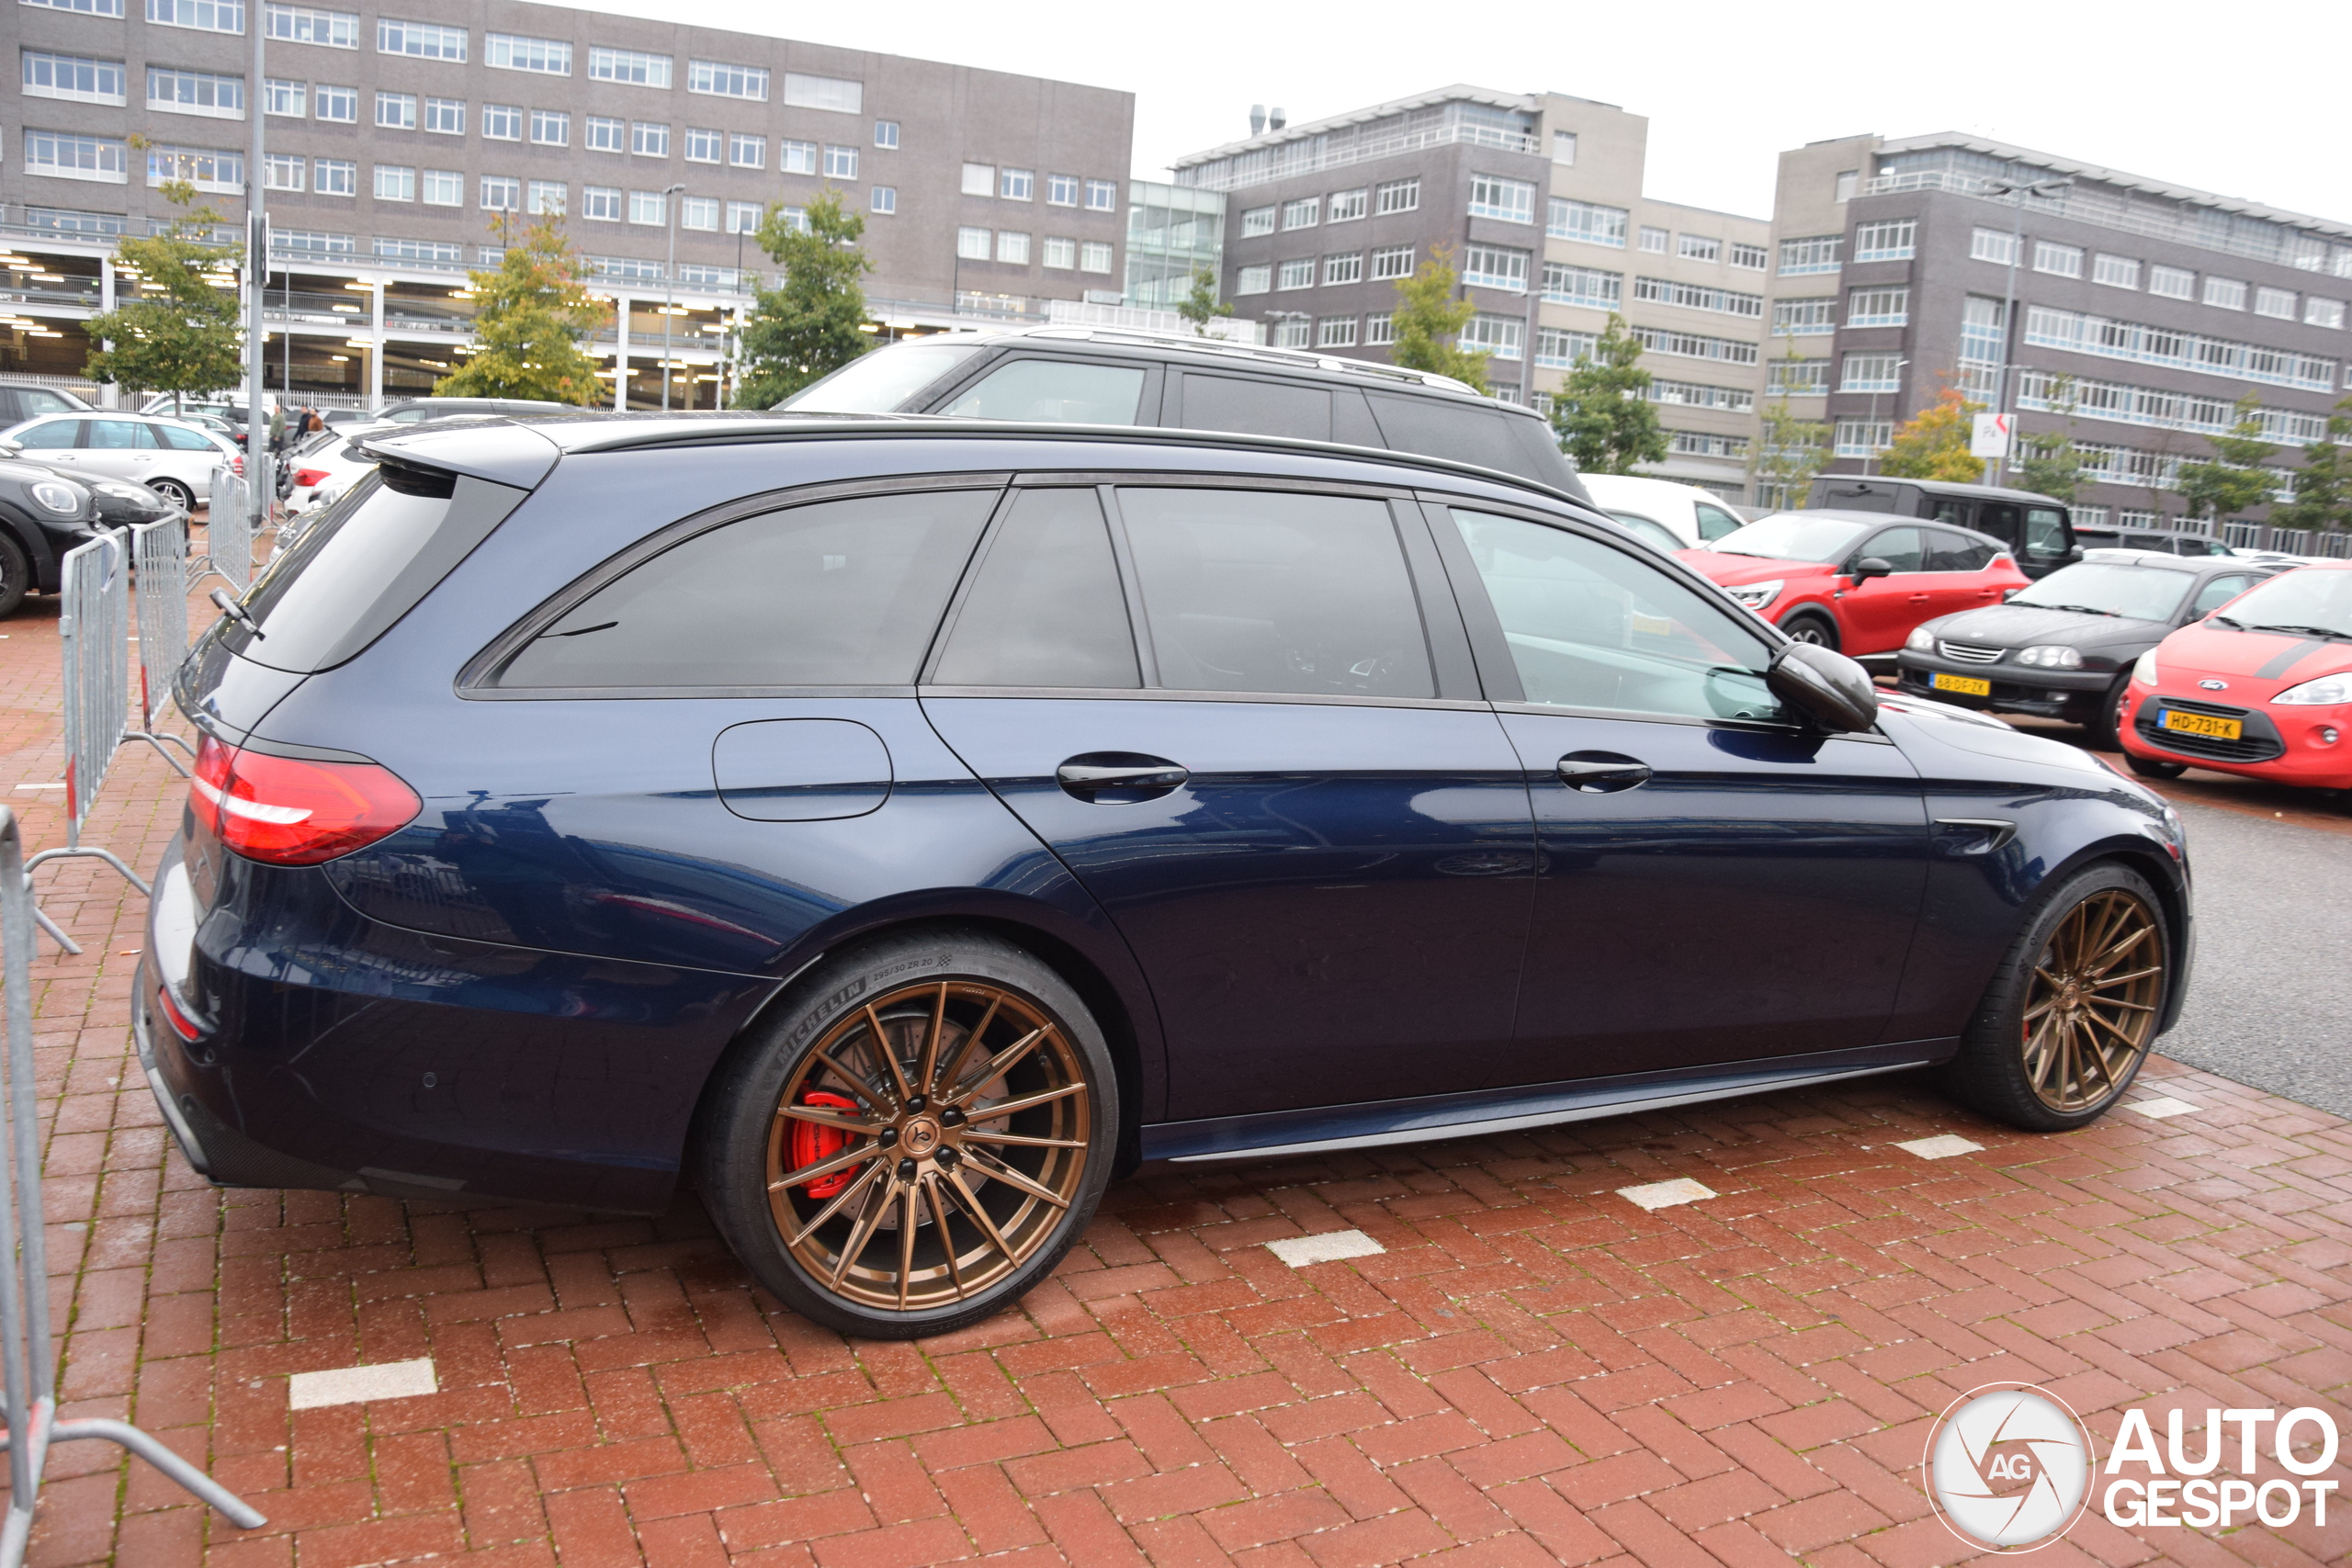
(1577, 474, 1748, 549)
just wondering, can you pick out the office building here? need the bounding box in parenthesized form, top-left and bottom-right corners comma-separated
(1172, 87, 1770, 498)
(4, 0, 1134, 407)
(1770, 132, 2352, 527)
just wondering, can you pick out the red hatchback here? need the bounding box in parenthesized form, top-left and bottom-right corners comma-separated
(1680, 510, 2029, 654)
(2119, 562, 2352, 787)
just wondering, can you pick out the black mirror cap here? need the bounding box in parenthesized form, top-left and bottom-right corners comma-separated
(1849, 556, 1894, 581)
(1768, 642, 1880, 733)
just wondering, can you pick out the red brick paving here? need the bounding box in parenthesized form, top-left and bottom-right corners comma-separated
(3, 542, 2349, 1565)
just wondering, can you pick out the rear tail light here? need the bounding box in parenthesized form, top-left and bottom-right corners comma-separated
(231, 452, 245, 478)
(292, 468, 328, 488)
(189, 733, 420, 865)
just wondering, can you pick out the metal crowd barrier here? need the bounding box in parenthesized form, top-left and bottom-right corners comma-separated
(22, 530, 192, 955)
(0, 807, 265, 1560)
(128, 518, 192, 740)
(193, 464, 251, 592)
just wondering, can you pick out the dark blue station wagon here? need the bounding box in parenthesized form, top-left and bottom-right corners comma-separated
(142, 417, 2193, 1336)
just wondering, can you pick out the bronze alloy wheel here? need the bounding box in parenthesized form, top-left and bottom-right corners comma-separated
(2018, 886, 2165, 1112)
(763, 979, 1091, 1312)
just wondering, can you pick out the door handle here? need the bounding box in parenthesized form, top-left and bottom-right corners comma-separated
(1555, 753, 1651, 793)
(1908, 592, 1931, 603)
(1057, 755, 1189, 801)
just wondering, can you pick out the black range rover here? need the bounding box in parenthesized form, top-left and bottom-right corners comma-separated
(1809, 476, 2077, 580)
(777, 326, 1592, 503)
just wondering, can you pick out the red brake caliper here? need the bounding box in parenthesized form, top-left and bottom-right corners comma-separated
(790, 1090, 864, 1199)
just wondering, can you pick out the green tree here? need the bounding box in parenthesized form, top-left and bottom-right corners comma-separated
(2176, 392, 2277, 523)
(1386, 246, 1487, 391)
(83, 173, 243, 410)
(433, 215, 605, 404)
(2014, 373, 2086, 503)
(1549, 313, 1667, 476)
(1176, 266, 1232, 335)
(1747, 333, 1828, 508)
(733, 189, 874, 408)
(1877, 382, 1986, 482)
(2272, 395, 2352, 534)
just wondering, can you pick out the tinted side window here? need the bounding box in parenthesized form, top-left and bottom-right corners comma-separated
(936, 358, 1147, 424)
(933, 488, 1139, 688)
(497, 489, 997, 689)
(1926, 529, 1996, 571)
(1176, 374, 1331, 441)
(1974, 503, 2019, 546)
(1931, 500, 1970, 528)
(13, 421, 79, 449)
(1117, 488, 1432, 699)
(1693, 502, 1744, 542)
(1364, 392, 1540, 481)
(2024, 506, 2069, 557)
(1450, 509, 1787, 723)
(2191, 575, 2251, 615)
(1862, 527, 1924, 571)
(155, 423, 217, 452)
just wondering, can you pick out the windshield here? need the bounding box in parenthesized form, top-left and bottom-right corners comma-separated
(2209, 568, 2352, 637)
(1705, 514, 1871, 563)
(2010, 561, 2191, 622)
(778, 342, 985, 413)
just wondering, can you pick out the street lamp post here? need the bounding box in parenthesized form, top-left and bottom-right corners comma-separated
(243, 9, 269, 530)
(1981, 175, 2072, 486)
(661, 183, 685, 411)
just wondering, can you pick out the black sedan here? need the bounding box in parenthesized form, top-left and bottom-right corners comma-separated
(1896, 548, 2278, 747)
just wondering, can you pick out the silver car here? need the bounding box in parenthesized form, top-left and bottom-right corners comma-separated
(0, 412, 241, 512)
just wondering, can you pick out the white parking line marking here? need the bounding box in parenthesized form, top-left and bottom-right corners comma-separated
(2127, 1097, 2198, 1119)
(288, 1358, 437, 1410)
(1265, 1230, 1385, 1267)
(1895, 1134, 1984, 1159)
(1617, 1178, 1717, 1212)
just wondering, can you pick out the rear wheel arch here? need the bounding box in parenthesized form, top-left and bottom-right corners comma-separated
(690, 911, 1151, 1184)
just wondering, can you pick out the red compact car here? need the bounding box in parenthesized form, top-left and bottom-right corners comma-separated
(1680, 510, 2030, 654)
(2119, 562, 2352, 787)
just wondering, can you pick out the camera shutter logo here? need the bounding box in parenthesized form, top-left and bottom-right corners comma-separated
(1924, 1383, 2094, 1551)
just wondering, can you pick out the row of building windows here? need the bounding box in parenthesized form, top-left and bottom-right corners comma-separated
(250, 157, 900, 230)
(2021, 303, 2337, 392)
(954, 229, 1114, 273)
(1770, 288, 1912, 335)
(1971, 228, 2346, 328)
(1266, 314, 1407, 351)
(1233, 246, 1418, 295)
(2013, 369, 2334, 446)
(1546, 198, 1767, 268)
(958, 167, 1119, 211)
(1237, 179, 1420, 236)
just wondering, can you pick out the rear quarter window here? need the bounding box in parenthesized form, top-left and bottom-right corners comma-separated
(1175, 374, 1332, 441)
(1364, 392, 1553, 483)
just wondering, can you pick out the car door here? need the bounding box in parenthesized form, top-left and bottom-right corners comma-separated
(153, 422, 223, 491)
(2185, 572, 2255, 623)
(1924, 527, 2007, 618)
(1837, 525, 1931, 652)
(81, 418, 160, 482)
(922, 480, 1536, 1122)
(1429, 502, 1932, 1087)
(11, 419, 83, 465)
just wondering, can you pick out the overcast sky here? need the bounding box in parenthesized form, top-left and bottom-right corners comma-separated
(571, 0, 2346, 226)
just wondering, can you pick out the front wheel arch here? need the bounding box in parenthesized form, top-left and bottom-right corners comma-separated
(1778, 607, 1840, 650)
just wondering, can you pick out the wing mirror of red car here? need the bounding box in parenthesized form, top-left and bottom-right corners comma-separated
(1847, 556, 1895, 581)
(1767, 642, 1880, 733)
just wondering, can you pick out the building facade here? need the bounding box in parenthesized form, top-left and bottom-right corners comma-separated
(1172, 87, 1770, 498)
(1768, 132, 2352, 528)
(5, 0, 1134, 407)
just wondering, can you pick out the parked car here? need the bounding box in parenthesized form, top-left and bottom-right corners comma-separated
(1894, 549, 2283, 747)
(2075, 522, 2236, 558)
(0, 383, 93, 426)
(139, 391, 276, 433)
(279, 421, 391, 514)
(145, 413, 2191, 1337)
(1577, 474, 1748, 547)
(1808, 476, 2078, 580)
(2118, 562, 2352, 786)
(777, 326, 1593, 502)
(1681, 510, 2030, 654)
(0, 453, 103, 618)
(0, 412, 241, 512)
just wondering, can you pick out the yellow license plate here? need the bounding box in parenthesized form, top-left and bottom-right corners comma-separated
(1933, 672, 1993, 696)
(2161, 709, 2242, 740)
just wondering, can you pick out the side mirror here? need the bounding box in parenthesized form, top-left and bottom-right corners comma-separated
(1767, 642, 1880, 733)
(0, 440, 20, 458)
(1849, 556, 1894, 581)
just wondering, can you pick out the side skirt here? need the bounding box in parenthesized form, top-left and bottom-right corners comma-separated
(1140, 1041, 1954, 1165)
